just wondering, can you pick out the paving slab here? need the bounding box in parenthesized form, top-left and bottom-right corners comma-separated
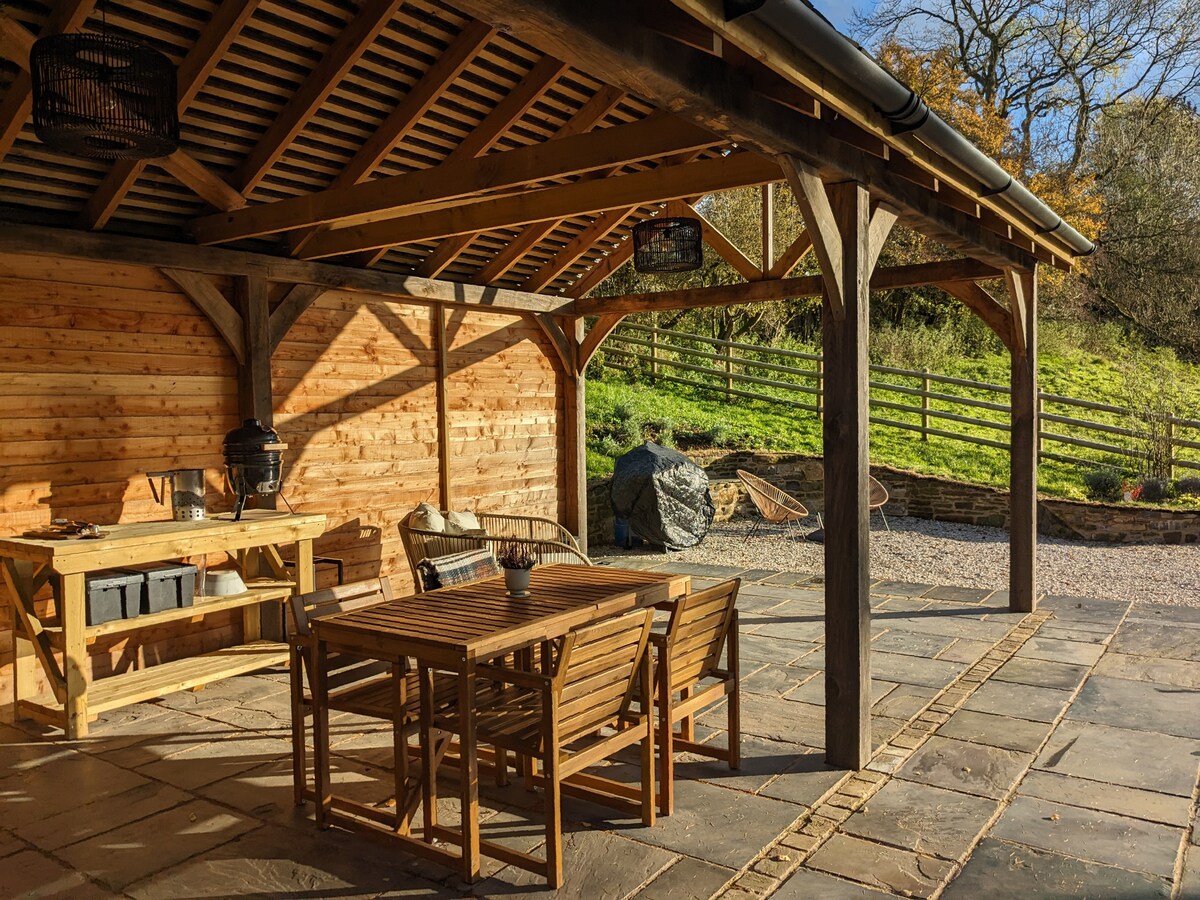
(1034, 624, 1112, 644)
(935, 638, 997, 664)
(633, 856, 735, 900)
(941, 838, 1171, 899)
(126, 822, 454, 899)
(922, 585, 993, 603)
(1126, 602, 1200, 625)
(1092, 652, 1200, 688)
(1180, 856, 1200, 900)
(869, 630, 957, 659)
(755, 749, 848, 807)
(0, 848, 115, 898)
(56, 799, 260, 891)
(93, 710, 231, 769)
(1013, 636, 1107, 666)
(896, 736, 1032, 800)
(866, 651, 965, 689)
(1065, 675, 1200, 738)
(16, 779, 191, 852)
(1017, 770, 1193, 828)
(806, 833, 954, 898)
(1035, 720, 1200, 797)
(1110, 620, 1200, 661)
(785, 677, 898, 707)
(771, 867, 896, 898)
(749, 616, 827, 644)
(703, 694, 825, 746)
(0, 828, 27, 860)
(0, 726, 85, 772)
(762, 571, 817, 586)
(736, 568, 780, 584)
(841, 779, 997, 860)
(740, 663, 819, 697)
(739, 635, 821, 666)
(936, 709, 1054, 753)
(1041, 595, 1131, 625)
(870, 684, 940, 721)
(135, 732, 294, 791)
(0, 749, 152, 829)
(675, 734, 816, 794)
(961, 681, 1074, 723)
(990, 656, 1091, 691)
(869, 611, 1013, 642)
(990, 795, 1183, 878)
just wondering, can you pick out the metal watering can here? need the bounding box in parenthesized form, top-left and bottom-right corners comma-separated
(147, 469, 207, 521)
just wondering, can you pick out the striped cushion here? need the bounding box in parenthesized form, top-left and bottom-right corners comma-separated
(417, 548, 500, 591)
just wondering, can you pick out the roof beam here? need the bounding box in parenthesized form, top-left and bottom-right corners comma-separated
(234, 0, 405, 195)
(470, 85, 625, 285)
(574, 257, 1002, 315)
(399, 53, 569, 274)
(286, 19, 496, 256)
(447, 0, 1038, 272)
(0, 222, 571, 315)
(0, 1, 96, 165)
(300, 151, 779, 260)
(81, 0, 262, 230)
(191, 114, 721, 244)
(160, 150, 247, 212)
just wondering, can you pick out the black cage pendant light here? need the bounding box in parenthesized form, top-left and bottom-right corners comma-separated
(632, 216, 703, 273)
(31, 27, 179, 160)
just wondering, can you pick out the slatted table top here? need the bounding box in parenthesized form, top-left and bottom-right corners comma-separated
(313, 564, 690, 662)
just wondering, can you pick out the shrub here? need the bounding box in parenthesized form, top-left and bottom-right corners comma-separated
(1082, 469, 1124, 502)
(870, 323, 963, 372)
(1176, 476, 1200, 496)
(1138, 477, 1172, 503)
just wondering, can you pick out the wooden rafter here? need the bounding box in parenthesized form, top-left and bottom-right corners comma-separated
(0, 1, 96, 165)
(161, 268, 245, 364)
(579, 313, 626, 368)
(269, 283, 327, 352)
(401, 53, 570, 274)
(300, 151, 779, 260)
(471, 85, 625, 285)
(448, 0, 1044, 272)
(81, 0, 262, 230)
(191, 114, 720, 244)
(573, 257, 1002, 315)
(160, 151, 247, 213)
(766, 230, 814, 279)
(286, 19, 496, 256)
(235, 0, 406, 196)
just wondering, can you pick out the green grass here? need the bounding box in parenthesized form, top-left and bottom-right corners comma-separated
(585, 332, 1200, 503)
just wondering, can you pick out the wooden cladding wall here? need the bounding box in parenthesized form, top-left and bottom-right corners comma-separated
(0, 254, 564, 722)
(275, 293, 562, 594)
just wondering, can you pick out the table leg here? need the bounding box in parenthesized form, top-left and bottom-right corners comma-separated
(296, 538, 315, 594)
(458, 663, 480, 883)
(419, 664, 437, 843)
(392, 660, 409, 835)
(60, 572, 88, 739)
(313, 638, 331, 829)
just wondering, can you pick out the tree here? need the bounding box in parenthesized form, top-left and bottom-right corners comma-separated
(857, 0, 1200, 176)
(1085, 98, 1200, 357)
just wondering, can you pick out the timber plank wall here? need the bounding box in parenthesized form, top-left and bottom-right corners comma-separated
(0, 251, 563, 722)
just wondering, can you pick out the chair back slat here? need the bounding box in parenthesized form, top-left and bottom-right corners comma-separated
(555, 609, 652, 744)
(666, 579, 739, 691)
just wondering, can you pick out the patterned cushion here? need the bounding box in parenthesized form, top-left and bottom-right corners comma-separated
(416, 548, 500, 591)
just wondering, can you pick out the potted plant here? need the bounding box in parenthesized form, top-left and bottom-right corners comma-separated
(497, 539, 535, 597)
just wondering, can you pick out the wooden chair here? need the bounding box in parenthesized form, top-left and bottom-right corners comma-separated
(289, 579, 431, 812)
(398, 510, 591, 589)
(736, 469, 810, 539)
(652, 578, 740, 816)
(440, 608, 657, 887)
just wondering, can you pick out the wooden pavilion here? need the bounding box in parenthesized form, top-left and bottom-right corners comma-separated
(0, 0, 1092, 769)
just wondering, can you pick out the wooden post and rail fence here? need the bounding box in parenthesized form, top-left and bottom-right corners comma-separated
(596, 321, 1200, 478)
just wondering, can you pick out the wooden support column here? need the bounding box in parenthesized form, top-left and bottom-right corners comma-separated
(564, 319, 587, 553)
(434, 306, 452, 510)
(821, 180, 873, 769)
(1006, 267, 1038, 612)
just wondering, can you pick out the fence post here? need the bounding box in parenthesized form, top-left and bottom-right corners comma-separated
(724, 340, 734, 401)
(920, 369, 930, 441)
(816, 357, 824, 419)
(649, 327, 658, 384)
(1167, 417, 1175, 480)
(1036, 394, 1044, 459)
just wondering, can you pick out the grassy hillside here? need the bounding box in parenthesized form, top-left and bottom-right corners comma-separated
(585, 322, 1200, 502)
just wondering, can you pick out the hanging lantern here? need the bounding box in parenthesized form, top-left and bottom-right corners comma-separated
(632, 217, 703, 273)
(31, 32, 179, 160)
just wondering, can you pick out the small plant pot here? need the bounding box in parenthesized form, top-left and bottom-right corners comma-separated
(504, 566, 532, 597)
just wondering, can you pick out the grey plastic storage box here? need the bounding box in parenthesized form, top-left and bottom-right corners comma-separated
(54, 569, 142, 626)
(124, 562, 198, 614)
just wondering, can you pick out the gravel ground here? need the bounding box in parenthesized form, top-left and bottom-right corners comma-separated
(600, 516, 1200, 607)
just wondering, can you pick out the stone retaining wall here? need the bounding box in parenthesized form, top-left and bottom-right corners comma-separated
(588, 450, 1200, 546)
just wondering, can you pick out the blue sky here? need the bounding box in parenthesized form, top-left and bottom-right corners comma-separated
(812, 0, 876, 32)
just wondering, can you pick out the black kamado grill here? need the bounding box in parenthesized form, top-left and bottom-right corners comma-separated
(223, 418, 289, 520)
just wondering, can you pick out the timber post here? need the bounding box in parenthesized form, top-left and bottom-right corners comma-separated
(564, 318, 588, 553)
(1006, 267, 1038, 613)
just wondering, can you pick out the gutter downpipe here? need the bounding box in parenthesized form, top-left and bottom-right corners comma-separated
(724, 0, 1096, 257)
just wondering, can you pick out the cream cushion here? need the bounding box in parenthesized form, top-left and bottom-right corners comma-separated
(444, 509, 480, 535)
(411, 502, 445, 533)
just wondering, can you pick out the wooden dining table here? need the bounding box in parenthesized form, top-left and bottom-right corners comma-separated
(309, 563, 690, 882)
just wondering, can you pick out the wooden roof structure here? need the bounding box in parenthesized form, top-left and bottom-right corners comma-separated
(0, 0, 1090, 772)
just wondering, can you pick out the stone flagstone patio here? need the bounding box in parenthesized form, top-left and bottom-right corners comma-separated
(1, 563, 1197, 899)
